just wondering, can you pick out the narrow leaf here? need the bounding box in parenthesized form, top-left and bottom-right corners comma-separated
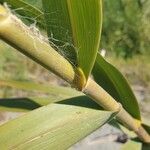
(42, 0, 102, 79)
(0, 80, 102, 112)
(0, 97, 41, 112)
(0, 94, 85, 112)
(0, 79, 80, 96)
(67, 0, 102, 78)
(42, 0, 77, 64)
(0, 101, 115, 149)
(92, 53, 141, 120)
(142, 144, 150, 150)
(0, 0, 45, 27)
(121, 140, 142, 150)
(23, 0, 42, 9)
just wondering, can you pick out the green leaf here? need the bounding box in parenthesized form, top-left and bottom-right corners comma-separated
(0, 80, 89, 112)
(42, 0, 102, 79)
(23, 0, 42, 9)
(42, 0, 77, 65)
(0, 97, 42, 112)
(142, 144, 150, 150)
(0, 95, 99, 112)
(0, 0, 45, 27)
(92, 53, 141, 120)
(0, 79, 80, 96)
(0, 101, 116, 149)
(0, 80, 103, 112)
(0, 94, 83, 112)
(121, 140, 142, 150)
(67, 0, 102, 78)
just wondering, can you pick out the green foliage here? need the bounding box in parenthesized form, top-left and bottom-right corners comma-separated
(42, 0, 77, 64)
(0, 0, 149, 148)
(101, 0, 148, 58)
(93, 53, 141, 120)
(42, 0, 102, 79)
(0, 0, 45, 27)
(140, 0, 150, 51)
(0, 80, 85, 112)
(0, 80, 80, 96)
(66, 0, 102, 78)
(0, 101, 115, 149)
(3, 0, 150, 58)
(0, 42, 27, 80)
(23, 0, 42, 9)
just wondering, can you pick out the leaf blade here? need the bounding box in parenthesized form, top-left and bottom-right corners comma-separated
(0, 80, 86, 112)
(42, 0, 102, 79)
(42, 0, 77, 64)
(0, 0, 45, 27)
(0, 101, 116, 149)
(0, 79, 80, 96)
(0, 94, 84, 112)
(92, 53, 141, 120)
(67, 0, 102, 78)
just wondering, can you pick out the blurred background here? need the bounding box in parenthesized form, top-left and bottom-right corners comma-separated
(0, 0, 150, 149)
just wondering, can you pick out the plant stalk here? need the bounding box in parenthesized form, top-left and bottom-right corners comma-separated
(0, 5, 75, 83)
(0, 5, 149, 143)
(83, 78, 150, 143)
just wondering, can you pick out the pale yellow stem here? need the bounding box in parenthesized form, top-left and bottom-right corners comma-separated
(84, 78, 150, 143)
(0, 5, 75, 83)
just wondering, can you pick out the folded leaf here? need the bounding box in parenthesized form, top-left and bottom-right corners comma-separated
(92, 53, 141, 120)
(0, 101, 116, 149)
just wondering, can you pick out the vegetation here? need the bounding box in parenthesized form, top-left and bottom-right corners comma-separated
(97, 0, 149, 58)
(9, 0, 150, 58)
(0, 0, 149, 149)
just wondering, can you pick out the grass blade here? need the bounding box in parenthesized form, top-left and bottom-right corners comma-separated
(0, 79, 79, 96)
(0, 80, 101, 112)
(42, 0, 102, 79)
(67, 0, 102, 78)
(0, 0, 45, 27)
(42, 0, 77, 64)
(92, 53, 141, 120)
(0, 94, 91, 112)
(0, 101, 116, 149)
(0, 97, 42, 112)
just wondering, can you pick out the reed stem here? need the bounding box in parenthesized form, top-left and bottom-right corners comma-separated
(84, 78, 150, 143)
(0, 5, 75, 83)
